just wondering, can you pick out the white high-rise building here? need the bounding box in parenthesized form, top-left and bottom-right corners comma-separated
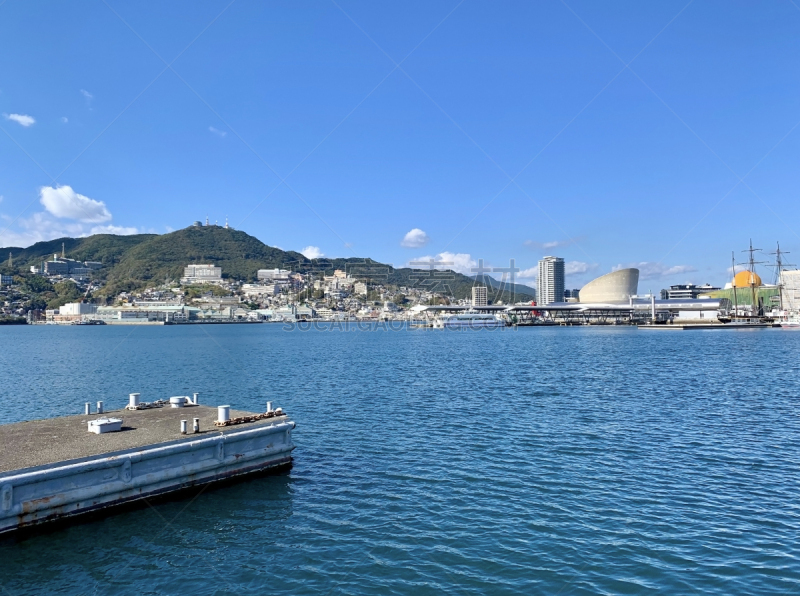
(781, 270, 800, 312)
(537, 256, 564, 305)
(472, 286, 488, 307)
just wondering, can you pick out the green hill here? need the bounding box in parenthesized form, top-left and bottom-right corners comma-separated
(4, 234, 154, 270)
(471, 274, 537, 300)
(107, 226, 309, 285)
(4, 225, 533, 303)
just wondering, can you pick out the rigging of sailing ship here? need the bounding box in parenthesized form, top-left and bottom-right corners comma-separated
(770, 242, 799, 327)
(719, 240, 770, 327)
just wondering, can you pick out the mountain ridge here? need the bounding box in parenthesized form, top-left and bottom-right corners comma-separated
(3, 226, 534, 302)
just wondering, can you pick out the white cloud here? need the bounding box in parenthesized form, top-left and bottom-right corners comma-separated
(400, 228, 430, 248)
(0, 212, 87, 247)
(525, 237, 583, 251)
(662, 265, 696, 276)
(442, 252, 477, 274)
(409, 251, 476, 275)
(518, 261, 597, 281)
(165, 226, 174, 233)
(0, 211, 138, 248)
(209, 126, 227, 137)
(613, 262, 697, 280)
(61, 117, 68, 123)
(565, 261, 598, 276)
(4, 113, 35, 127)
(39, 185, 111, 223)
(301, 246, 323, 259)
(90, 224, 139, 235)
(80, 89, 93, 101)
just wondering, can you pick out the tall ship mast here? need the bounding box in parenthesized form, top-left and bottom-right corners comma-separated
(769, 242, 798, 327)
(770, 242, 794, 311)
(720, 241, 770, 327)
(741, 239, 767, 318)
(731, 251, 739, 318)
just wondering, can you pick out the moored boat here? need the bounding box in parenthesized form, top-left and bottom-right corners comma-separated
(432, 312, 505, 329)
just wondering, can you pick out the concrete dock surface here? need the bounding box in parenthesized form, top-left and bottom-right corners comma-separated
(0, 404, 288, 474)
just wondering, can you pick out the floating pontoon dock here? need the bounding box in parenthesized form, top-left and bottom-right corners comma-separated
(0, 394, 295, 535)
(638, 323, 772, 330)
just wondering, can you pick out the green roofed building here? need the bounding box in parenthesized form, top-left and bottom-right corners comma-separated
(701, 287, 780, 310)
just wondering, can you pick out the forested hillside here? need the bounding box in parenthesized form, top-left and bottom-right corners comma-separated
(4, 226, 533, 302)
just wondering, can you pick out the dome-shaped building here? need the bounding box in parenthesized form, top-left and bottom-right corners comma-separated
(733, 270, 762, 287)
(579, 268, 639, 304)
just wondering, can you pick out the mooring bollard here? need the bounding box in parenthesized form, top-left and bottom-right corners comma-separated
(267, 401, 273, 413)
(193, 392, 199, 405)
(217, 405, 230, 424)
(97, 401, 104, 414)
(84, 402, 91, 415)
(193, 418, 200, 433)
(129, 393, 140, 409)
(180, 420, 188, 434)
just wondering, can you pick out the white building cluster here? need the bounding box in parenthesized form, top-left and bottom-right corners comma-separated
(31, 254, 103, 281)
(39, 261, 453, 325)
(181, 264, 223, 284)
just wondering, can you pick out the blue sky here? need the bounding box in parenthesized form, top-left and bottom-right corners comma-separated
(1, 1, 800, 289)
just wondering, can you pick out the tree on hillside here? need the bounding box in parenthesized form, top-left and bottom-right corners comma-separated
(46, 280, 84, 309)
(22, 275, 53, 294)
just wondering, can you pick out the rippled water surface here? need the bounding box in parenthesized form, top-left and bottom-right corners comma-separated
(1, 324, 799, 595)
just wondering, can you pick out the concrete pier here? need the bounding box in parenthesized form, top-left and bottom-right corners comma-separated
(0, 402, 294, 535)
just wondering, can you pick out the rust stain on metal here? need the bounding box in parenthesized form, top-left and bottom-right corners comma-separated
(214, 410, 283, 427)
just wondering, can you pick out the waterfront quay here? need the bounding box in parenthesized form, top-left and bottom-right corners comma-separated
(0, 397, 294, 535)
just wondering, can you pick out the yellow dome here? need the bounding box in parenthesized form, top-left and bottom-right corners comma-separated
(733, 270, 762, 287)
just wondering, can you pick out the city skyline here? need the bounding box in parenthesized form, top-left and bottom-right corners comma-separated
(2, 1, 800, 289)
(3, 219, 786, 292)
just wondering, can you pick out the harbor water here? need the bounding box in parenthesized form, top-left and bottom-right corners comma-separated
(0, 324, 799, 595)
